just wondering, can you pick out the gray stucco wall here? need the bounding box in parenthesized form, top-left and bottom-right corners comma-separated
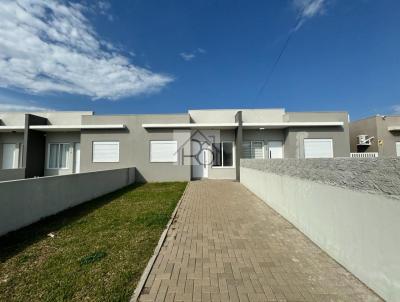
(349, 116, 379, 153)
(241, 158, 400, 198)
(240, 159, 400, 301)
(0, 132, 24, 144)
(0, 113, 26, 126)
(284, 126, 350, 158)
(189, 108, 286, 123)
(349, 115, 400, 157)
(0, 167, 135, 236)
(284, 111, 349, 122)
(0, 111, 93, 126)
(377, 116, 400, 157)
(80, 114, 191, 182)
(284, 112, 350, 158)
(0, 168, 25, 182)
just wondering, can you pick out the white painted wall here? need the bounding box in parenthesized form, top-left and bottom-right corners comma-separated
(241, 167, 400, 302)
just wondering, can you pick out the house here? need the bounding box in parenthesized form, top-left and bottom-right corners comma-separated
(0, 108, 350, 182)
(349, 115, 400, 158)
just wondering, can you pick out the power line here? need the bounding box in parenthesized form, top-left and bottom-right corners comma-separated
(258, 17, 303, 96)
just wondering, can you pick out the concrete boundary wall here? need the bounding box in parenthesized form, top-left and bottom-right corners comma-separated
(241, 158, 400, 198)
(0, 167, 135, 236)
(0, 168, 25, 182)
(240, 165, 400, 302)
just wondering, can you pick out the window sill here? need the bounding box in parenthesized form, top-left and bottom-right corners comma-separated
(92, 161, 120, 163)
(149, 161, 178, 163)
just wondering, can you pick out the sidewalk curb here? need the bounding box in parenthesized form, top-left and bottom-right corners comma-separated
(129, 182, 189, 302)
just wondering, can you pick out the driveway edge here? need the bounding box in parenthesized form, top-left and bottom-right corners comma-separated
(129, 182, 189, 302)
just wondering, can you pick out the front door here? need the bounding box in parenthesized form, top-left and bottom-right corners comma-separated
(2, 144, 18, 169)
(268, 141, 283, 159)
(191, 141, 210, 179)
(74, 143, 81, 173)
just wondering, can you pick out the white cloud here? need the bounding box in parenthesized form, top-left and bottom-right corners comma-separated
(293, 0, 326, 31)
(0, 0, 173, 100)
(95, 0, 114, 21)
(0, 101, 52, 112)
(391, 105, 400, 114)
(180, 52, 196, 61)
(179, 48, 206, 62)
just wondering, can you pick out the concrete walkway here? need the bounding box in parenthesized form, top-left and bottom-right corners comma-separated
(138, 180, 381, 302)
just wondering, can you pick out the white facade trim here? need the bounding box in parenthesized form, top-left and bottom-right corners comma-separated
(0, 126, 25, 132)
(243, 122, 344, 128)
(142, 123, 239, 129)
(30, 125, 126, 131)
(142, 121, 344, 129)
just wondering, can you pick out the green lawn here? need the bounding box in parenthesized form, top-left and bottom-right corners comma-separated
(0, 182, 187, 302)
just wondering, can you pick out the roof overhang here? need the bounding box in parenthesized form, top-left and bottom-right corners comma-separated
(29, 124, 126, 132)
(143, 121, 344, 130)
(142, 123, 239, 129)
(388, 126, 400, 131)
(242, 121, 344, 129)
(0, 126, 25, 132)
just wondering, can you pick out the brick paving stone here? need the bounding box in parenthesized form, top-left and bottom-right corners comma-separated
(138, 180, 382, 302)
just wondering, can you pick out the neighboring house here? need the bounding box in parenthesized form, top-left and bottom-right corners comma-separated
(349, 115, 400, 158)
(0, 108, 350, 182)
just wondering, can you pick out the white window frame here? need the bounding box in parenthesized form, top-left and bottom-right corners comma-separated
(243, 140, 264, 159)
(2, 143, 20, 169)
(150, 140, 178, 163)
(18, 143, 24, 168)
(396, 142, 400, 157)
(212, 141, 235, 168)
(304, 138, 334, 159)
(92, 141, 120, 163)
(47, 143, 70, 169)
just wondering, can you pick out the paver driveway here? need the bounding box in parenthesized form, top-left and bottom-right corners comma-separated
(138, 180, 381, 302)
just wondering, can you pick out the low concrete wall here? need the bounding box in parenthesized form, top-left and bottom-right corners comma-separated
(241, 159, 400, 302)
(242, 158, 400, 198)
(0, 168, 25, 182)
(0, 167, 135, 236)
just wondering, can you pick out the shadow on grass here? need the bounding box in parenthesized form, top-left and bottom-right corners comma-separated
(0, 182, 145, 262)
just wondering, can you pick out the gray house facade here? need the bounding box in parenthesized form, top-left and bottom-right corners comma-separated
(349, 115, 400, 157)
(0, 108, 350, 182)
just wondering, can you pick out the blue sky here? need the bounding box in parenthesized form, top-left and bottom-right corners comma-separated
(0, 0, 399, 120)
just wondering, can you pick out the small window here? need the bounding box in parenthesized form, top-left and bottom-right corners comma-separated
(304, 139, 333, 158)
(48, 143, 70, 169)
(242, 141, 264, 159)
(396, 142, 400, 157)
(2, 143, 19, 169)
(93, 142, 120, 163)
(212, 141, 234, 167)
(150, 141, 178, 162)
